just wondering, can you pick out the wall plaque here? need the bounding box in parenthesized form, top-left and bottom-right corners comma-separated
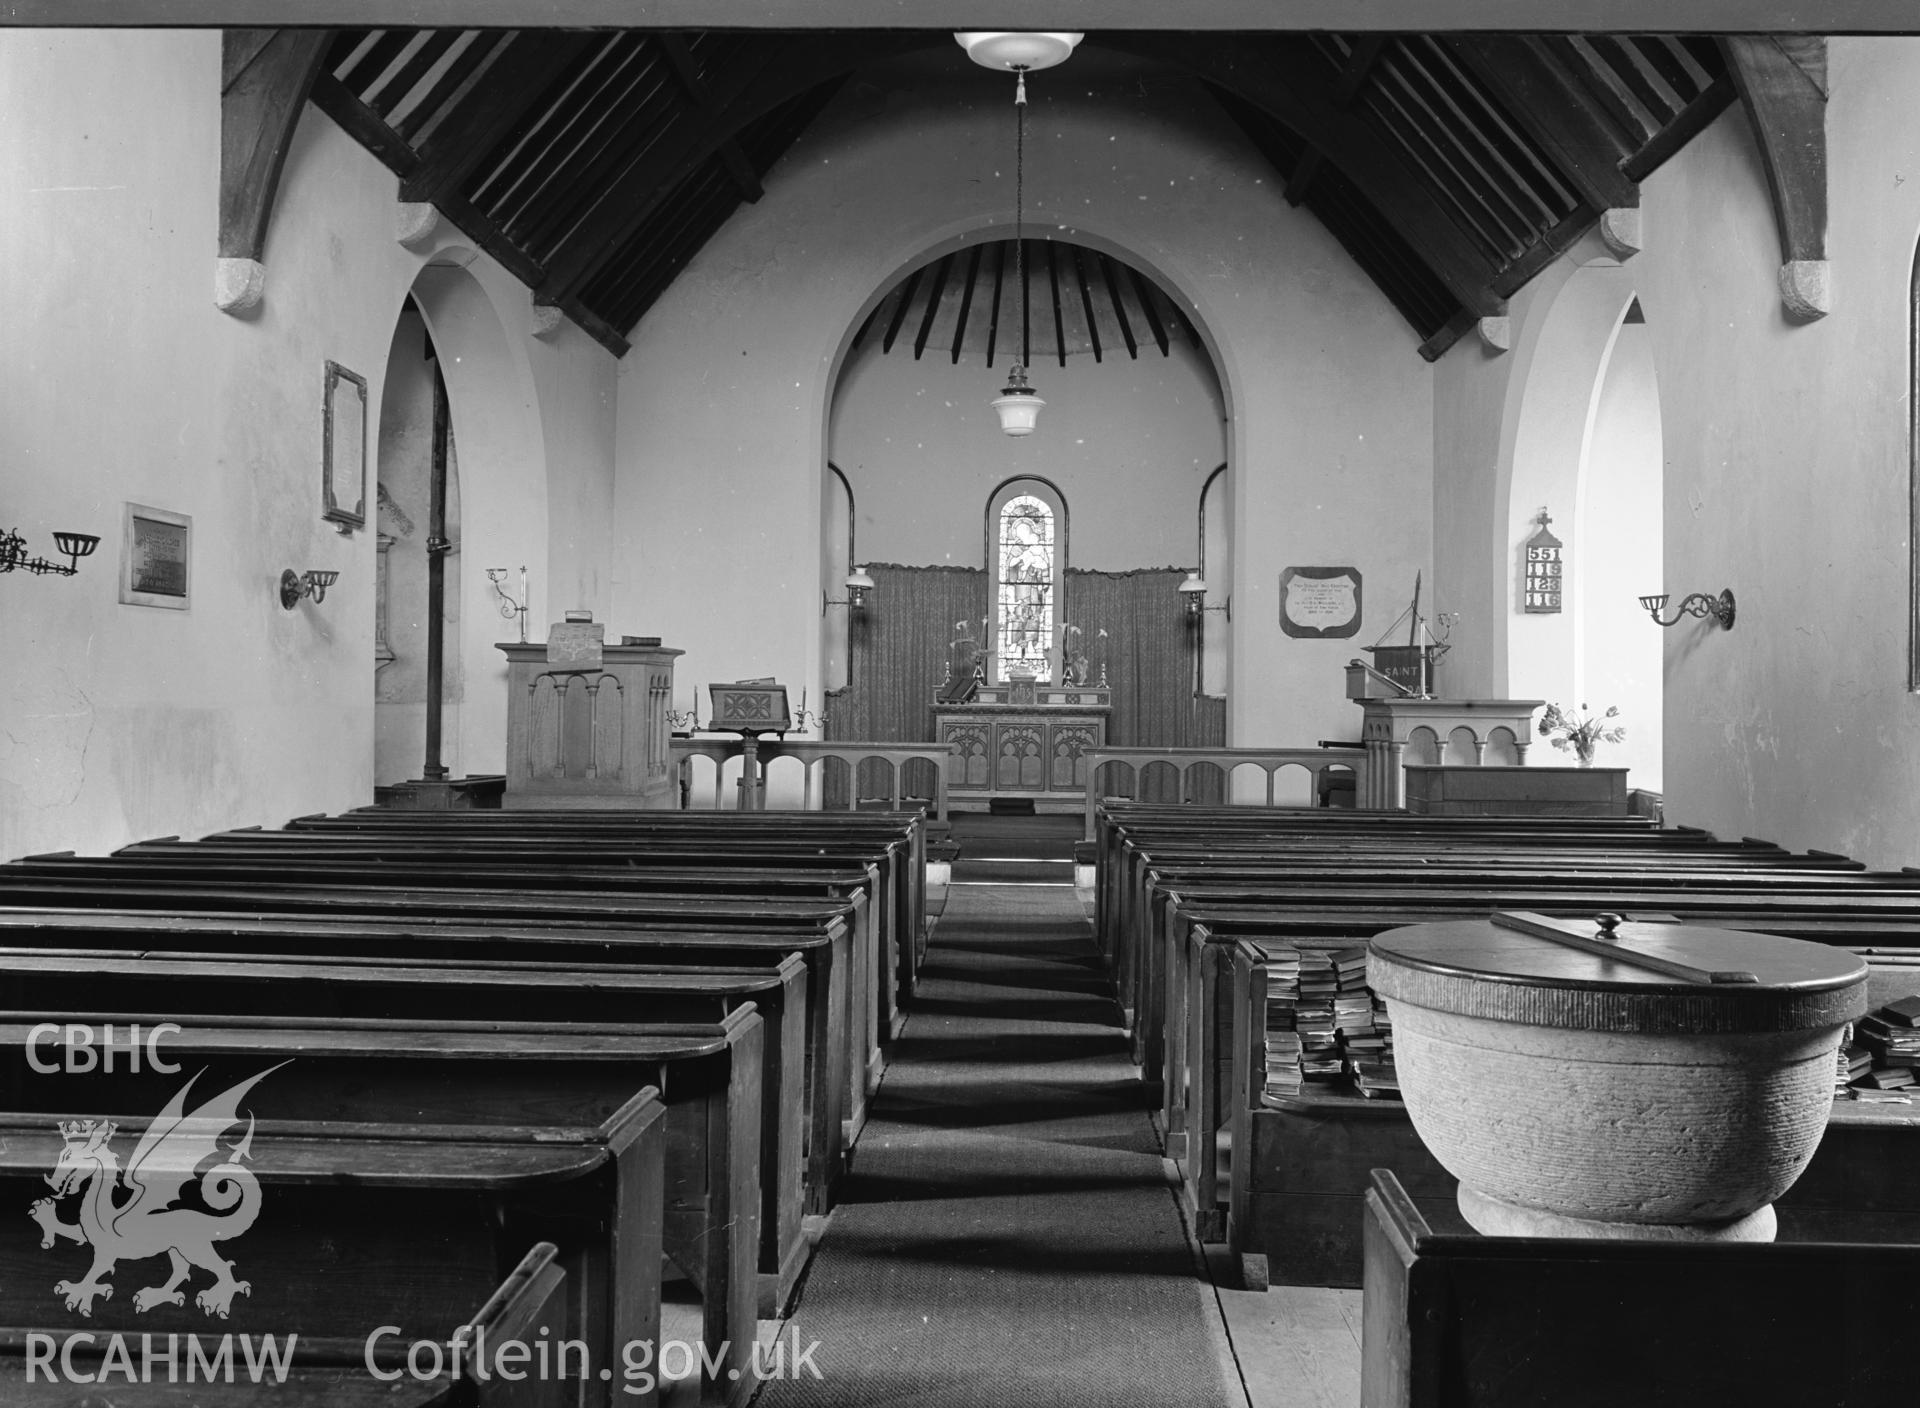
(118, 502, 191, 610)
(1279, 566, 1362, 639)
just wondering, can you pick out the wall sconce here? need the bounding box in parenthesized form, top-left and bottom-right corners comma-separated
(1178, 570, 1232, 620)
(280, 568, 340, 609)
(823, 565, 876, 615)
(2, 525, 99, 577)
(1639, 589, 1735, 630)
(487, 566, 530, 642)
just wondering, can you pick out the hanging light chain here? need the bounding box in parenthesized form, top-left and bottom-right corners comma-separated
(1014, 69, 1028, 371)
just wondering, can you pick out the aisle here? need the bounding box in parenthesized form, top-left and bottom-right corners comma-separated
(755, 825, 1244, 1408)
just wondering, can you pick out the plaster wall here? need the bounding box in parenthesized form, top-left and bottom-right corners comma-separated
(0, 30, 615, 858)
(615, 49, 1432, 766)
(1435, 37, 1920, 866)
(830, 333, 1225, 571)
(1573, 318, 1663, 788)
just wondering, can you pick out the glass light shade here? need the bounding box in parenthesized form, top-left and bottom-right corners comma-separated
(953, 31, 1084, 72)
(845, 566, 876, 593)
(991, 388, 1045, 437)
(1179, 571, 1208, 614)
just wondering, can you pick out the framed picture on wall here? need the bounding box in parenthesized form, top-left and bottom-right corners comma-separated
(322, 359, 369, 532)
(118, 502, 192, 610)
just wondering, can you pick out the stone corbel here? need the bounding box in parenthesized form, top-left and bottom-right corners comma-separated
(1722, 36, 1829, 321)
(214, 257, 266, 314)
(1476, 316, 1512, 354)
(395, 201, 441, 249)
(531, 299, 566, 341)
(217, 29, 332, 315)
(1598, 207, 1643, 262)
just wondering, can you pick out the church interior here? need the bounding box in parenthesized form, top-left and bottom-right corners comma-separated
(5, 5, 1920, 1406)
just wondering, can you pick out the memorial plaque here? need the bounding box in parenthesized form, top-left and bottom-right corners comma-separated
(1279, 566, 1362, 639)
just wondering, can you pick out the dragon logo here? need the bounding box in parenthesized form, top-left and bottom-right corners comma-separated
(29, 1064, 286, 1319)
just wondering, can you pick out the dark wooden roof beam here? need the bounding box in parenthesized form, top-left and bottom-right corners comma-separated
(1332, 34, 1389, 105)
(219, 28, 334, 263)
(1285, 148, 1324, 205)
(913, 253, 952, 361)
(1046, 241, 1067, 368)
(309, 72, 420, 176)
(656, 33, 765, 204)
(1442, 36, 1638, 212)
(399, 32, 600, 204)
(535, 33, 923, 312)
(1072, 244, 1104, 364)
(1559, 36, 1660, 144)
(1098, 252, 1140, 359)
(1587, 36, 1686, 126)
(880, 265, 921, 354)
(1722, 35, 1829, 319)
(1129, 265, 1172, 355)
(395, 30, 503, 142)
(1141, 34, 1504, 317)
(364, 29, 460, 117)
(951, 244, 983, 365)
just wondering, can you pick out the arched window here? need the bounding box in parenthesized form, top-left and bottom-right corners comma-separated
(988, 479, 1067, 684)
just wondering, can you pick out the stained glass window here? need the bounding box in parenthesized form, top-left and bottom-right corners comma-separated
(997, 494, 1055, 683)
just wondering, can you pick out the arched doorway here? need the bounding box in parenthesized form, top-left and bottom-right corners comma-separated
(372, 298, 462, 788)
(373, 257, 550, 793)
(1503, 263, 1664, 788)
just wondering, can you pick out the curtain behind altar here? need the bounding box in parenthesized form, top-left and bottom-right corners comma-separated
(826, 564, 986, 804)
(1066, 567, 1225, 802)
(825, 563, 1225, 806)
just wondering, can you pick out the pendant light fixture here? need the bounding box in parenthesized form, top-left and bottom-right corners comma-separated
(958, 32, 1082, 437)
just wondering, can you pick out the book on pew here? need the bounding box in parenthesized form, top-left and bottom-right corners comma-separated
(1332, 948, 1370, 990)
(1351, 1059, 1401, 1098)
(1859, 1014, 1920, 1058)
(1879, 994, 1920, 1027)
(1860, 1066, 1917, 1090)
(1838, 1045, 1872, 1090)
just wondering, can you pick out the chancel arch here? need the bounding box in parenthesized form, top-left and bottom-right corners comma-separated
(822, 226, 1229, 808)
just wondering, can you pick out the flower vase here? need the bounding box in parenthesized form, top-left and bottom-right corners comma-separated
(1574, 742, 1595, 768)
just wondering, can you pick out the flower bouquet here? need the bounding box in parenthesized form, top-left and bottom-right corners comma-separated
(1537, 702, 1625, 767)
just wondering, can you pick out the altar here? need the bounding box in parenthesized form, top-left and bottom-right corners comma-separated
(935, 681, 1109, 810)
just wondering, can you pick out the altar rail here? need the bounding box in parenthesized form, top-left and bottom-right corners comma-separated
(673, 738, 953, 819)
(1083, 747, 1368, 839)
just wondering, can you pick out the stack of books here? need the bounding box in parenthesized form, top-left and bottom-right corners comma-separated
(1261, 947, 1304, 1102)
(1847, 994, 1920, 1100)
(1837, 1043, 1872, 1092)
(1295, 951, 1343, 1082)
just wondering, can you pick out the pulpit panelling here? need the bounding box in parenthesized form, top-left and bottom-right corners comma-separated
(1353, 697, 1544, 810)
(500, 640, 683, 809)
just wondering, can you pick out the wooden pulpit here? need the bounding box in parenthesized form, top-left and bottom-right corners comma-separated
(499, 631, 682, 809)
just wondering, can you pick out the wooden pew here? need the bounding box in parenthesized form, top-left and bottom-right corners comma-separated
(0, 1020, 758, 1407)
(1088, 805, 1920, 1252)
(0, 945, 813, 1317)
(0, 1047, 666, 1408)
(277, 808, 933, 998)
(0, 889, 864, 1187)
(6, 855, 890, 1120)
(171, 827, 924, 1024)
(0, 1237, 574, 1406)
(1362, 1168, 1920, 1408)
